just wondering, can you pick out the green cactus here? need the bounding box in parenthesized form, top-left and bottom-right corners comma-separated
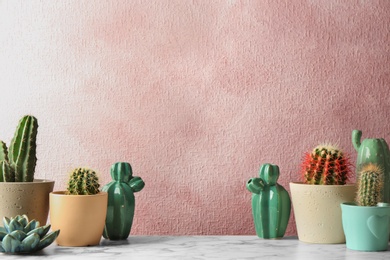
(0, 115, 38, 182)
(356, 163, 384, 206)
(301, 144, 352, 185)
(66, 167, 100, 195)
(103, 162, 145, 240)
(0, 214, 59, 254)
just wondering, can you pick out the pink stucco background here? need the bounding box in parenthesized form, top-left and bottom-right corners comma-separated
(0, 1, 389, 235)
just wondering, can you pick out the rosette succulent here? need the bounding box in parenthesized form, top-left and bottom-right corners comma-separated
(0, 215, 59, 254)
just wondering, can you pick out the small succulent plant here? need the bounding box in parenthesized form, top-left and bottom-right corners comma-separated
(355, 163, 384, 206)
(66, 167, 100, 195)
(301, 144, 352, 185)
(0, 215, 59, 254)
(0, 115, 38, 182)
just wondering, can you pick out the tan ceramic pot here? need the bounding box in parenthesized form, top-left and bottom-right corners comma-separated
(290, 182, 356, 244)
(49, 191, 108, 247)
(0, 179, 55, 225)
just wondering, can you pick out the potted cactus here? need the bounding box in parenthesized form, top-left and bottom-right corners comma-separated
(246, 163, 291, 239)
(0, 115, 54, 226)
(49, 167, 108, 247)
(341, 163, 390, 251)
(289, 144, 356, 244)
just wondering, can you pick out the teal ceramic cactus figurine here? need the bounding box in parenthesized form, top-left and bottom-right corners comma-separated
(246, 163, 291, 239)
(301, 144, 351, 185)
(0, 215, 59, 254)
(356, 163, 384, 206)
(0, 115, 38, 182)
(352, 130, 390, 202)
(102, 162, 145, 240)
(66, 168, 100, 195)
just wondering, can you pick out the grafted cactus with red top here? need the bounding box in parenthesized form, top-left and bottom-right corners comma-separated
(301, 144, 352, 185)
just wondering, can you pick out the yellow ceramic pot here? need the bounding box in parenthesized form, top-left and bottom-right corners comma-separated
(290, 182, 356, 244)
(49, 191, 108, 247)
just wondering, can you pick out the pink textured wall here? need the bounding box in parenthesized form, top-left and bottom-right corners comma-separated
(0, 1, 389, 235)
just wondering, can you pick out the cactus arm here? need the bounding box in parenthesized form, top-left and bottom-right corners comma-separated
(8, 116, 38, 182)
(128, 176, 145, 193)
(0, 141, 8, 163)
(352, 130, 362, 151)
(0, 161, 15, 182)
(246, 178, 265, 194)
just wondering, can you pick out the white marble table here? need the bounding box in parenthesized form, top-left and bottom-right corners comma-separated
(2, 236, 390, 259)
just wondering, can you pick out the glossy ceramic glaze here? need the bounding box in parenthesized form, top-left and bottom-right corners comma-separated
(102, 162, 144, 240)
(247, 163, 291, 239)
(341, 202, 390, 251)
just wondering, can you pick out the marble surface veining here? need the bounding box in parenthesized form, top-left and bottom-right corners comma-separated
(2, 236, 389, 259)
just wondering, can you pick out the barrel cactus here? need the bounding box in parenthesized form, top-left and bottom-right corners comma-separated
(0, 215, 59, 254)
(0, 115, 38, 182)
(356, 163, 384, 206)
(66, 168, 100, 195)
(301, 144, 352, 185)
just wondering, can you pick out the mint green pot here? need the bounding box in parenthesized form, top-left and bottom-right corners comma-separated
(246, 163, 291, 239)
(341, 202, 390, 251)
(352, 130, 390, 202)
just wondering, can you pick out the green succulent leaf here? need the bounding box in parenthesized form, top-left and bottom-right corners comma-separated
(0, 242, 4, 253)
(2, 217, 10, 232)
(0, 231, 6, 240)
(36, 229, 60, 251)
(27, 225, 50, 238)
(20, 233, 40, 253)
(24, 220, 39, 233)
(15, 215, 29, 227)
(8, 219, 23, 233)
(9, 230, 26, 241)
(2, 234, 21, 253)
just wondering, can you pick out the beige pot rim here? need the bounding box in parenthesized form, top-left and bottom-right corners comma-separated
(290, 182, 356, 187)
(0, 179, 55, 185)
(50, 191, 107, 197)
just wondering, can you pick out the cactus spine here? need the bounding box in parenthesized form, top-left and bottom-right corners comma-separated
(66, 168, 100, 195)
(0, 115, 38, 182)
(301, 144, 351, 185)
(356, 164, 384, 206)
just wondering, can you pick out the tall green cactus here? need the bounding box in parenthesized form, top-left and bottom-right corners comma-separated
(66, 168, 100, 195)
(0, 115, 38, 182)
(301, 144, 351, 185)
(356, 163, 384, 206)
